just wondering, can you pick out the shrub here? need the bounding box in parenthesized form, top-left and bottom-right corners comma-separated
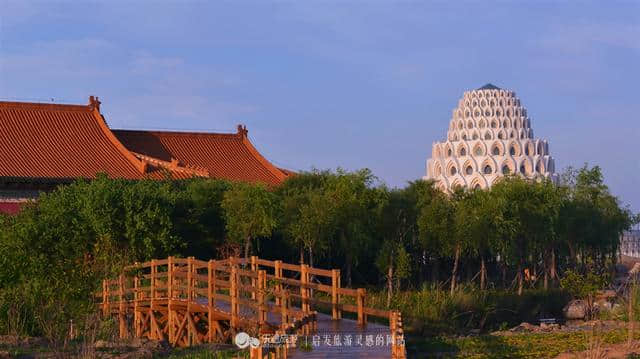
(368, 285, 570, 335)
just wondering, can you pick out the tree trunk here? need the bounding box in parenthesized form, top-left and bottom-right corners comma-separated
(422, 249, 427, 283)
(544, 270, 548, 290)
(432, 257, 439, 284)
(502, 263, 507, 288)
(342, 232, 353, 287)
(480, 256, 487, 290)
(517, 259, 523, 296)
(450, 244, 461, 295)
(387, 263, 393, 307)
(309, 246, 315, 297)
(567, 240, 577, 268)
(299, 246, 304, 264)
(244, 237, 251, 264)
(550, 249, 557, 282)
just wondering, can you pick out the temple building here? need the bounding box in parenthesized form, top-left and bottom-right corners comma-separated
(424, 84, 556, 192)
(0, 96, 291, 214)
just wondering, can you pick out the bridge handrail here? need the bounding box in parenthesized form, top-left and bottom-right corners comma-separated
(98, 255, 406, 359)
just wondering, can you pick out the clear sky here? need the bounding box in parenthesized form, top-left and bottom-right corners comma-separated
(1, 1, 639, 211)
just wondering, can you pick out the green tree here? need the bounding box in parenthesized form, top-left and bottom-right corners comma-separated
(176, 179, 231, 258)
(418, 190, 458, 293)
(375, 187, 405, 305)
(324, 169, 378, 287)
(455, 188, 502, 290)
(558, 165, 634, 274)
(222, 182, 278, 261)
(277, 170, 334, 265)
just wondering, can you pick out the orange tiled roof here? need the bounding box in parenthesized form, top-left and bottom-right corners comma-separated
(0, 97, 149, 181)
(0, 96, 290, 186)
(0, 97, 214, 182)
(113, 126, 290, 186)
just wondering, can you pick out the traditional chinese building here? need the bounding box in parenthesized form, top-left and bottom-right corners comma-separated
(0, 96, 291, 214)
(424, 84, 556, 192)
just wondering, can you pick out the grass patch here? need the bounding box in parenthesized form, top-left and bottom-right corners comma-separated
(157, 347, 247, 358)
(364, 286, 571, 335)
(408, 328, 640, 358)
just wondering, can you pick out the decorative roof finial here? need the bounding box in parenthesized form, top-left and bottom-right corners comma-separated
(237, 124, 248, 137)
(477, 83, 501, 90)
(89, 95, 101, 112)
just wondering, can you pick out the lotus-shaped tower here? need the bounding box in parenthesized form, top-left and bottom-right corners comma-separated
(424, 84, 556, 192)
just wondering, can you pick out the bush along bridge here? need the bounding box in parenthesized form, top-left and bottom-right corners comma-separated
(97, 256, 406, 359)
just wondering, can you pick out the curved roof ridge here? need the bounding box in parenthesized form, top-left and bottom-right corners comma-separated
(0, 96, 146, 180)
(88, 97, 148, 174)
(116, 128, 241, 139)
(113, 125, 291, 185)
(238, 125, 288, 184)
(0, 100, 91, 112)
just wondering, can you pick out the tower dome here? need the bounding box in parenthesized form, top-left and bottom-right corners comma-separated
(424, 85, 556, 192)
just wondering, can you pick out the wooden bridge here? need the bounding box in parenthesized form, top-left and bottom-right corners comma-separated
(97, 256, 406, 359)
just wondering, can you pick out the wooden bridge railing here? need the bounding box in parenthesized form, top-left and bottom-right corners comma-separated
(97, 255, 406, 359)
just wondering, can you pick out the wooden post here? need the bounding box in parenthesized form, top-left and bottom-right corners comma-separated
(300, 264, 309, 314)
(280, 290, 289, 329)
(151, 259, 157, 301)
(118, 274, 126, 339)
(187, 256, 193, 346)
(167, 256, 174, 344)
(357, 288, 366, 326)
(275, 260, 282, 306)
(134, 270, 140, 338)
(331, 269, 340, 320)
(208, 259, 215, 342)
(250, 345, 263, 359)
(258, 270, 266, 326)
(251, 255, 258, 300)
(337, 272, 342, 319)
(149, 259, 157, 341)
(230, 257, 238, 329)
(390, 311, 397, 358)
(187, 257, 193, 302)
(102, 279, 108, 316)
(397, 311, 405, 358)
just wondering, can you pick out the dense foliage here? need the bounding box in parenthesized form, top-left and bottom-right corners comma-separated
(0, 165, 635, 342)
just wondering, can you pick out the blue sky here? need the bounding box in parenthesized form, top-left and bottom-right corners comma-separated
(1, 1, 639, 211)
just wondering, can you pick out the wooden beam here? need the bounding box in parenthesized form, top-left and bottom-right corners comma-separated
(357, 288, 366, 326)
(331, 269, 340, 320)
(168, 256, 174, 343)
(207, 259, 215, 343)
(274, 260, 282, 306)
(118, 274, 126, 339)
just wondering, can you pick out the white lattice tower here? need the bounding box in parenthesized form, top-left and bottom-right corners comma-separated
(424, 84, 556, 192)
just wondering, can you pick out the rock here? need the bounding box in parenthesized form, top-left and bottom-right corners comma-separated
(469, 329, 481, 336)
(94, 339, 118, 349)
(143, 339, 170, 351)
(118, 348, 153, 358)
(540, 322, 560, 331)
(510, 322, 538, 332)
(563, 299, 587, 320)
(0, 351, 10, 359)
